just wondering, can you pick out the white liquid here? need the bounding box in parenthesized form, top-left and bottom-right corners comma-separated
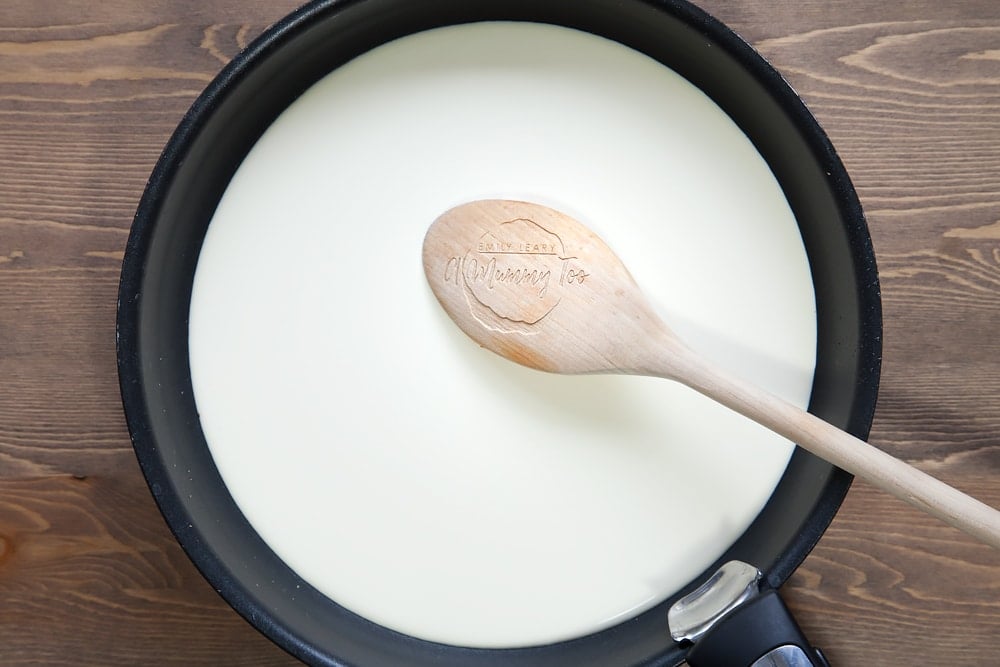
(189, 23, 816, 648)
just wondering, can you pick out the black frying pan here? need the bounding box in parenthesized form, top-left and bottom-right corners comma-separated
(116, 0, 881, 664)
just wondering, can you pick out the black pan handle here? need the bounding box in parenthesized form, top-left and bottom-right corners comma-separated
(684, 588, 829, 667)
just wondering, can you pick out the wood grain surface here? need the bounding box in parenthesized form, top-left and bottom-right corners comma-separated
(1, 1, 997, 665)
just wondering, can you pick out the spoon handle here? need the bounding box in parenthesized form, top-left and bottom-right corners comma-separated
(661, 344, 1000, 550)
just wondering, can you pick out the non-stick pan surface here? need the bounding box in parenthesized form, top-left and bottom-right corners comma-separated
(117, 0, 881, 664)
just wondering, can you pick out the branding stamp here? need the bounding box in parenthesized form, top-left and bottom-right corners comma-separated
(443, 217, 590, 326)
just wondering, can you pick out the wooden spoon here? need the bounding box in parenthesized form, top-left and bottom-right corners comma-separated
(422, 199, 1000, 549)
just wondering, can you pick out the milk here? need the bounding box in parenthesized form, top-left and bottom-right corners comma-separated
(188, 22, 816, 648)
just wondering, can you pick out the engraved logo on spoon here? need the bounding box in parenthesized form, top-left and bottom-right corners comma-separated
(442, 217, 590, 327)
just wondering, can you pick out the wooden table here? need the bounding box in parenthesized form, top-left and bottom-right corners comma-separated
(2, 1, 998, 664)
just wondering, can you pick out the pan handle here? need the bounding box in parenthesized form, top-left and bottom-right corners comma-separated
(684, 588, 829, 667)
(669, 561, 830, 667)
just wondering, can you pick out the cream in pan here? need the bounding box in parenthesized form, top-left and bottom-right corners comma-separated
(189, 22, 816, 648)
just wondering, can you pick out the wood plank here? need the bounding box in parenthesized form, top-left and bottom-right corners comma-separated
(0, 475, 294, 665)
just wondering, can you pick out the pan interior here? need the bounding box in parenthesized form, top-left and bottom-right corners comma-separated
(187, 22, 816, 648)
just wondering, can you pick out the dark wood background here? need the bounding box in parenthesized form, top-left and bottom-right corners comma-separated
(1, 1, 998, 665)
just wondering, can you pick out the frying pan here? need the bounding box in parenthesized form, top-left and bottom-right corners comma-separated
(116, 0, 881, 664)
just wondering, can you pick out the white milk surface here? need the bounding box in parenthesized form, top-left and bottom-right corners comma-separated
(189, 23, 817, 648)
